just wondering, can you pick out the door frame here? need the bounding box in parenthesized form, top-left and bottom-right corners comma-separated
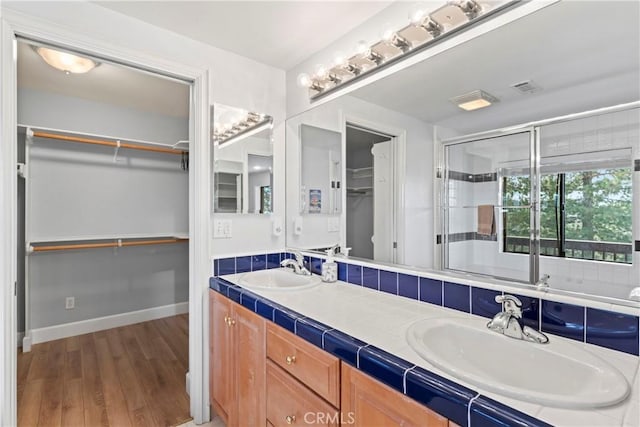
(0, 11, 212, 425)
(341, 114, 406, 264)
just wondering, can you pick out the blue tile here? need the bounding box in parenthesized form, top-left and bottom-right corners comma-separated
(541, 300, 584, 342)
(379, 270, 398, 295)
(273, 308, 298, 332)
(586, 308, 639, 356)
(218, 257, 236, 275)
(362, 267, 378, 290)
(296, 317, 330, 348)
(251, 254, 266, 271)
(227, 286, 241, 303)
(309, 257, 323, 275)
(443, 282, 470, 313)
(471, 395, 553, 427)
(256, 299, 275, 321)
(347, 264, 362, 285)
(512, 293, 540, 330)
(236, 256, 251, 273)
(213, 259, 219, 276)
(406, 367, 476, 427)
(398, 274, 418, 300)
(471, 288, 501, 318)
(323, 330, 366, 366)
(266, 253, 281, 269)
(337, 262, 347, 281)
(240, 291, 258, 311)
(358, 346, 413, 392)
(420, 277, 442, 305)
(209, 277, 229, 295)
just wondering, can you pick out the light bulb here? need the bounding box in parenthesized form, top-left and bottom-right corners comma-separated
(314, 64, 328, 79)
(356, 40, 371, 56)
(381, 23, 396, 42)
(333, 52, 348, 67)
(409, 3, 427, 25)
(297, 73, 312, 88)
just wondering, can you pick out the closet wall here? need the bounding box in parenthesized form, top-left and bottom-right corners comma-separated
(18, 84, 189, 340)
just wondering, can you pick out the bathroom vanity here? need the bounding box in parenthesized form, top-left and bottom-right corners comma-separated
(210, 266, 639, 427)
(209, 289, 453, 426)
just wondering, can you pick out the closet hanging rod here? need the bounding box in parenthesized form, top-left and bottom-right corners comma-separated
(30, 130, 187, 156)
(30, 238, 188, 253)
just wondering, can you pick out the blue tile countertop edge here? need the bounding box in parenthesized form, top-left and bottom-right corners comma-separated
(209, 277, 552, 427)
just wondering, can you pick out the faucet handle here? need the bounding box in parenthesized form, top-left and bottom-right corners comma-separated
(294, 251, 304, 265)
(495, 294, 522, 315)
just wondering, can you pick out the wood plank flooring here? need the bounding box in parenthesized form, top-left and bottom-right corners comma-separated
(18, 314, 191, 427)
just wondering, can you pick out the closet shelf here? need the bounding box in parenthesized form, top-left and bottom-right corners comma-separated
(28, 236, 188, 253)
(20, 124, 189, 155)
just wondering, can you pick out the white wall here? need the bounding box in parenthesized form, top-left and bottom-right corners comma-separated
(2, 1, 287, 259)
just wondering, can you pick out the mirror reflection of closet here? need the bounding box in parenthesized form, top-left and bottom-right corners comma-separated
(212, 103, 273, 214)
(345, 125, 391, 260)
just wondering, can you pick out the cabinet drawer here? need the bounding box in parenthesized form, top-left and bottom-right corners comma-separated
(266, 323, 340, 407)
(266, 360, 339, 427)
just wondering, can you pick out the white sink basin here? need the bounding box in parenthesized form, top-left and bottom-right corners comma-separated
(238, 268, 321, 291)
(406, 317, 630, 409)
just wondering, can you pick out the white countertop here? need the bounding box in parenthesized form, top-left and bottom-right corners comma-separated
(221, 273, 640, 427)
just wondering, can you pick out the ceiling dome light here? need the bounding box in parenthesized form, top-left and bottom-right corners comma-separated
(36, 47, 98, 74)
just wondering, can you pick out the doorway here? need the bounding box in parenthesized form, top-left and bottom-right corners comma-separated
(345, 124, 395, 262)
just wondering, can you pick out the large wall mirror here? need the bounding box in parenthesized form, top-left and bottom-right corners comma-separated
(285, 1, 639, 305)
(212, 103, 274, 214)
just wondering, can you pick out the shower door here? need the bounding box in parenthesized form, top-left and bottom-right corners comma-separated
(442, 129, 538, 284)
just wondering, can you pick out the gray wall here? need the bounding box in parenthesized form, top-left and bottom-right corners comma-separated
(19, 88, 189, 333)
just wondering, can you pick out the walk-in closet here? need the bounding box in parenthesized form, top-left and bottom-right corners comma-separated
(16, 39, 192, 425)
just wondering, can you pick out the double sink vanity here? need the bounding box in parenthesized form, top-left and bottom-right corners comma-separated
(209, 259, 639, 427)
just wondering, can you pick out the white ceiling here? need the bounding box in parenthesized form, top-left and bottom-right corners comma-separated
(17, 41, 190, 118)
(351, 1, 640, 135)
(95, 1, 394, 70)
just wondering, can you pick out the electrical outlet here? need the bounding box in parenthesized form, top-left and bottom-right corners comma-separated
(65, 296, 75, 310)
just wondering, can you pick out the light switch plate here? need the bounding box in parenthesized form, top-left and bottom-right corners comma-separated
(213, 219, 232, 239)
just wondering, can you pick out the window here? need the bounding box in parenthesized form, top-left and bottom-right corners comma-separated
(503, 167, 632, 264)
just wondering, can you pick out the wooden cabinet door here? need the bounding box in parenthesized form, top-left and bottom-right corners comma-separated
(341, 363, 448, 427)
(235, 304, 266, 427)
(210, 291, 234, 425)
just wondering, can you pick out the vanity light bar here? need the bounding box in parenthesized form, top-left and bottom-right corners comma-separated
(298, 0, 518, 100)
(214, 114, 273, 147)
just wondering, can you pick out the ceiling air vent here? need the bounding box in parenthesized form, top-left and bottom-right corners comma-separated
(511, 80, 542, 94)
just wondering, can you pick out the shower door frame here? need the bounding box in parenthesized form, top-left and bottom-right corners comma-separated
(439, 101, 640, 287)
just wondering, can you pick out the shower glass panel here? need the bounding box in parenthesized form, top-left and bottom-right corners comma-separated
(444, 131, 533, 283)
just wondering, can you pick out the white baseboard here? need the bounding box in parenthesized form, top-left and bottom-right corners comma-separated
(27, 302, 188, 347)
(186, 372, 190, 396)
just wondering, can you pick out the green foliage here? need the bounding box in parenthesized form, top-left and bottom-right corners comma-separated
(503, 168, 632, 244)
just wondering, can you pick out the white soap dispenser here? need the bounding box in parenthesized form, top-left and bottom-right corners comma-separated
(321, 248, 338, 283)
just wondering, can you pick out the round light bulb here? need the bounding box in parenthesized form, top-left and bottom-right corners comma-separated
(409, 3, 427, 25)
(333, 52, 348, 67)
(356, 40, 370, 56)
(297, 73, 312, 88)
(314, 64, 328, 79)
(381, 23, 396, 42)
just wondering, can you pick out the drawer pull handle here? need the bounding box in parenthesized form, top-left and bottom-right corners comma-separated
(229, 318, 235, 326)
(285, 415, 296, 424)
(285, 355, 296, 365)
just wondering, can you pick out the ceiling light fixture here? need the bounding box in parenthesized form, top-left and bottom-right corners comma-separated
(35, 46, 98, 74)
(450, 90, 499, 111)
(297, 0, 518, 100)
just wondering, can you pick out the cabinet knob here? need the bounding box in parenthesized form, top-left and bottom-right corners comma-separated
(285, 415, 296, 424)
(229, 318, 236, 326)
(285, 355, 296, 365)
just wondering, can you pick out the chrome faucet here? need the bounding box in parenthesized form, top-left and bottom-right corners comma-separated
(487, 295, 549, 344)
(536, 274, 551, 291)
(280, 251, 311, 276)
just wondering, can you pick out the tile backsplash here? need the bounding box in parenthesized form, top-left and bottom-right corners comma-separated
(212, 252, 639, 357)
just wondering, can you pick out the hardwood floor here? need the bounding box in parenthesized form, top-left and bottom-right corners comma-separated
(18, 314, 191, 427)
